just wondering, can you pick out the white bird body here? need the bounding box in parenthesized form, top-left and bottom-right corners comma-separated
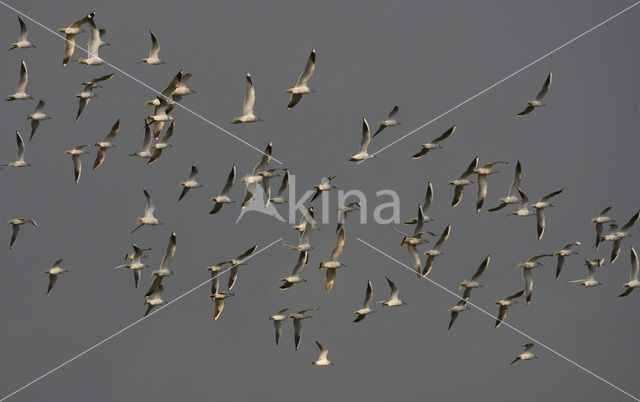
(232, 73, 261, 123)
(511, 343, 537, 364)
(139, 31, 163, 65)
(131, 189, 161, 233)
(377, 277, 406, 307)
(65, 145, 89, 184)
(289, 309, 316, 351)
(8, 217, 38, 250)
(285, 49, 316, 109)
(568, 259, 602, 288)
(517, 72, 552, 116)
(449, 157, 478, 207)
(268, 308, 290, 345)
(280, 251, 308, 290)
(43, 259, 68, 295)
(349, 118, 374, 161)
(10, 16, 35, 49)
(494, 290, 523, 328)
(77, 17, 104, 66)
(620, 247, 640, 297)
(312, 341, 333, 366)
(4, 131, 30, 168)
(353, 281, 374, 322)
(6, 60, 32, 101)
(27, 100, 51, 142)
(58, 12, 94, 35)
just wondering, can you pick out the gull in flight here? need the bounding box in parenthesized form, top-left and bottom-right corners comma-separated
(269, 169, 289, 205)
(586, 257, 605, 268)
(411, 125, 455, 159)
(517, 72, 552, 116)
(568, 259, 602, 288)
(144, 70, 183, 106)
(44, 259, 68, 296)
(226, 244, 258, 291)
(77, 17, 104, 66)
(372, 106, 400, 137)
(232, 73, 262, 123)
(309, 176, 336, 204)
(170, 72, 196, 103)
(510, 343, 537, 364)
(177, 165, 203, 203)
(147, 97, 174, 139)
(269, 309, 290, 345)
(494, 290, 524, 328)
(487, 161, 522, 212)
(240, 142, 272, 208)
(592, 207, 615, 250)
(336, 202, 361, 234)
(75, 80, 104, 123)
(516, 254, 553, 304)
(8, 217, 38, 250)
(286, 49, 316, 109)
(2, 131, 30, 168)
(148, 120, 175, 164)
(404, 182, 434, 225)
(474, 159, 508, 212)
(507, 188, 536, 217)
(130, 121, 154, 159)
(206, 261, 229, 296)
(10, 16, 35, 50)
(124, 245, 151, 262)
(93, 119, 120, 170)
(131, 189, 162, 234)
(289, 309, 316, 351)
(280, 251, 309, 290)
(609, 210, 640, 263)
(139, 30, 164, 65)
(447, 288, 471, 334)
(619, 247, 640, 297)
(210, 164, 236, 214)
(283, 222, 314, 252)
(377, 277, 406, 307)
(6, 60, 32, 101)
(319, 226, 346, 292)
(58, 11, 94, 66)
(98, 28, 109, 47)
(393, 205, 435, 275)
(115, 244, 149, 288)
(65, 145, 89, 184)
(459, 255, 490, 291)
(553, 242, 581, 281)
(144, 284, 165, 317)
(531, 189, 563, 240)
(145, 232, 177, 297)
(210, 291, 235, 320)
(27, 100, 51, 142)
(353, 281, 374, 323)
(349, 118, 374, 161)
(449, 156, 478, 207)
(423, 224, 452, 277)
(312, 341, 333, 366)
(292, 206, 318, 236)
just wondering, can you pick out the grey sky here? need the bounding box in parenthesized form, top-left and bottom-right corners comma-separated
(1, 1, 639, 401)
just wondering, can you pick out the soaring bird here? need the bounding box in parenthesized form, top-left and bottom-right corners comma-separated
(6, 60, 32, 101)
(43, 259, 68, 296)
(210, 291, 235, 320)
(423, 224, 452, 277)
(144, 284, 165, 317)
(27, 100, 51, 142)
(269, 169, 290, 205)
(289, 309, 316, 351)
(403, 181, 434, 225)
(531, 189, 563, 240)
(349, 118, 374, 161)
(285, 49, 316, 109)
(210, 164, 236, 214)
(494, 290, 524, 328)
(459, 255, 490, 291)
(487, 161, 522, 212)
(240, 142, 273, 208)
(568, 259, 602, 288)
(139, 30, 164, 65)
(177, 165, 204, 203)
(309, 176, 336, 204)
(372, 106, 400, 137)
(353, 281, 374, 323)
(336, 202, 361, 234)
(510, 343, 537, 364)
(170, 73, 196, 103)
(77, 17, 104, 66)
(312, 341, 333, 366)
(377, 277, 406, 307)
(2, 131, 30, 168)
(608, 210, 640, 263)
(148, 120, 175, 164)
(619, 247, 640, 297)
(93, 119, 120, 170)
(130, 121, 154, 159)
(449, 156, 478, 207)
(268, 308, 290, 345)
(319, 226, 347, 292)
(393, 205, 435, 275)
(280, 251, 309, 290)
(447, 288, 471, 334)
(517, 72, 551, 116)
(7, 217, 38, 250)
(507, 189, 536, 218)
(9, 16, 35, 50)
(115, 244, 149, 288)
(474, 160, 508, 212)
(232, 73, 262, 123)
(65, 145, 89, 184)
(553, 242, 581, 281)
(591, 207, 614, 250)
(131, 189, 162, 234)
(145, 232, 177, 297)
(411, 125, 455, 159)
(517, 254, 553, 304)
(226, 244, 258, 291)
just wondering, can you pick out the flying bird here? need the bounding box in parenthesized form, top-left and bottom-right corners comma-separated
(336, 202, 361, 233)
(507, 188, 536, 217)
(349, 118, 374, 161)
(592, 207, 614, 250)
(170, 72, 196, 103)
(309, 176, 336, 204)
(289, 309, 316, 351)
(210, 164, 236, 214)
(474, 160, 508, 212)
(210, 291, 235, 320)
(232, 73, 262, 123)
(285, 49, 316, 109)
(568, 259, 602, 288)
(393, 205, 435, 275)
(280, 251, 309, 290)
(312, 341, 333, 366)
(268, 308, 290, 345)
(487, 161, 522, 212)
(531, 189, 563, 240)
(240, 142, 273, 208)
(131, 189, 162, 234)
(510, 343, 537, 364)
(75, 83, 99, 122)
(494, 290, 524, 328)
(517, 254, 553, 304)
(65, 145, 89, 184)
(412, 125, 455, 159)
(93, 119, 120, 170)
(145, 232, 177, 297)
(269, 169, 290, 205)
(58, 11, 95, 66)
(609, 210, 640, 263)
(130, 121, 154, 159)
(377, 277, 406, 307)
(6, 60, 32, 101)
(7, 217, 38, 250)
(226, 244, 258, 291)
(115, 244, 149, 288)
(619, 247, 640, 297)
(147, 96, 174, 139)
(9, 16, 35, 50)
(319, 226, 346, 292)
(517, 72, 551, 116)
(2, 131, 30, 168)
(553, 242, 581, 281)
(145, 70, 183, 106)
(459, 255, 490, 291)
(177, 165, 203, 203)
(148, 120, 175, 164)
(77, 17, 104, 66)
(43, 259, 68, 296)
(404, 182, 434, 225)
(423, 224, 452, 277)
(447, 289, 471, 334)
(353, 281, 374, 323)
(27, 100, 51, 142)
(139, 30, 164, 65)
(449, 156, 478, 207)
(372, 106, 400, 137)
(144, 284, 165, 317)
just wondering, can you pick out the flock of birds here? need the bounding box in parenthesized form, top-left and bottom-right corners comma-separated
(3, 11, 639, 368)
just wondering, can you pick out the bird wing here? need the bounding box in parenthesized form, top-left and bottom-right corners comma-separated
(63, 34, 76, 66)
(15, 131, 25, 161)
(359, 118, 371, 153)
(72, 154, 82, 184)
(227, 266, 239, 290)
(86, 18, 100, 56)
(386, 277, 399, 299)
(330, 226, 346, 260)
(631, 247, 639, 282)
(29, 120, 40, 143)
(17, 60, 28, 93)
(598, 206, 612, 217)
(252, 142, 272, 175)
(447, 310, 459, 333)
(412, 147, 429, 159)
(536, 208, 545, 240)
(460, 156, 478, 179)
(236, 244, 258, 261)
(76, 97, 89, 122)
(316, 341, 328, 359)
(274, 320, 283, 345)
(287, 93, 302, 109)
(540, 189, 563, 202)
(476, 175, 488, 211)
(18, 15, 28, 42)
(68, 12, 94, 29)
(433, 225, 451, 250)
(523, 343, 535, 353)
(143, 189, 155, 217)
(387, 105, 399, 119)
(522, 269, 533, 304)
(471, 255, 490, 281)
(149, 30, 160, 58)
(291, 251, 308, 276)
(34, 99, 45, 114)
(145, 276, 163, 297)
(243, 73, 256, 115)
(362, 281, 373, 309)
(414, 204, 425, 234)
(422, 182, 434, 213)
(93, 147, 106, 170)
(621, 210, 640, 231)
(293, 319, 302, 350)
(505, 290, 524, 301)
(9, 224, 20, 249)
(161, 70, 183, 97)
(325, 268, 336, 292)
(213, 297, 225, 320)
(47, 274, 57, 295)
(517, 105, 535, 116)
(495, 305, 508, 328)
(276, 169, 290, 197)
(407, 244, 421, 275)
(611, 238, 621, 264)
(507, 160, 522, 197)
(187, 165, 198, 181)
(534, 72, 552, 101)
(451, 185, 464, 207)
(160, 233, 177, 270)
(296, 49, 316, 87)
(159, 120, 175, 143)
(148, 148, 162, 164)
(555, 255, 565, 281)
(432, 125, 456, 144)
(104, 119, 121, 142)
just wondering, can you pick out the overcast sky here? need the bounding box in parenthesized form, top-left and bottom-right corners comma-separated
(1, 1, 640, 401)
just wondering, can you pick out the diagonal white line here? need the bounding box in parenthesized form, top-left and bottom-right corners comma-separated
(0, 0, 282, 165)
(356, 237, 640, 402)
(358, 0, 640, 164)
(0, 237, 283, 402)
